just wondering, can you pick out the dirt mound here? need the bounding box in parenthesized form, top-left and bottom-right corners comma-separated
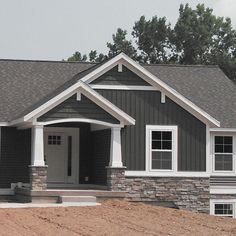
(0, 200, 235, 236)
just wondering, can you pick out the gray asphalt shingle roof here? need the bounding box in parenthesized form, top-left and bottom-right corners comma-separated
(0, 60, 95, 121)
(0, 59, 235, 128)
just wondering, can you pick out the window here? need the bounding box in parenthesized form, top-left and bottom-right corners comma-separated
(214, 136, 233, 171)
(48, 135, 61, 145)
(146, 125, 177, 171)
(214, 203, 234, 217)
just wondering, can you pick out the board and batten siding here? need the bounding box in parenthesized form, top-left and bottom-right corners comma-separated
(96, 90, 206, 172)
(38, 94, 119, 124)
(91, 65, 150, 86)
(91, 129, 110, 185)
(0, 127, 31, 188)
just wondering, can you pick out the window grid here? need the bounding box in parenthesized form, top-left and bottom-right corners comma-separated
(151, 131, 173, 170)
(48, 135, 61, 145)
(214, 203, 234, 217)
(214, 136, 233, 172)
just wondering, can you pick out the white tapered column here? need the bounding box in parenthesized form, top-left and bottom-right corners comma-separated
(109, 127, 123, 167)
(31, 125, 45, 166)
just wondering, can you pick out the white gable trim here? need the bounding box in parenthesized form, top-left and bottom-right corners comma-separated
(14, 81, 135, 126)
(90, 85, 158, 91)
(0, 123, 7, 126)
(82, 53, 220, 127)
(36, 118, 123, 128)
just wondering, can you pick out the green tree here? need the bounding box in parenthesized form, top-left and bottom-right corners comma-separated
(67, 51, 87, 62)
(172, 4, 236, 66)
(107, 28, 137, 59)
(132, 16, 172, 63)
(89, 50, 108, 62)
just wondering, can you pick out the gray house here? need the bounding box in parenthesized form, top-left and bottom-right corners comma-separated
(0, 53, 236, 217)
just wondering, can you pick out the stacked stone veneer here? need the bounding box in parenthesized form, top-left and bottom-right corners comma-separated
(107, 168, 210, 213)
(107, 167, 126, 191)
(29, 166, 48, 190)
(124, 177, 210, 213)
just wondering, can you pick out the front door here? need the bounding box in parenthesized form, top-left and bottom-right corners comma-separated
(44, 128, 79, 186)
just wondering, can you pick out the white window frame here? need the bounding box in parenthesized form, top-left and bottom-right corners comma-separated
(210, 199, 235, 218)
(212, 134, 236, 174)
(146, 125, 178, 173)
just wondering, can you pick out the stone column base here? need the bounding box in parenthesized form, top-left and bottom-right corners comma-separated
(106, 166, 126, 191)
(29, 165, 48, 190)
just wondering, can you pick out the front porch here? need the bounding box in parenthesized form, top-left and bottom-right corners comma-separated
(14, 120, 127, 202)
(29, 120, 126, 190)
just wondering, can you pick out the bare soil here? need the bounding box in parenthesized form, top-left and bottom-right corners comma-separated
(0, 200, 235, 236)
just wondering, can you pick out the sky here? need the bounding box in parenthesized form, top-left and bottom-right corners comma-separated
(0, 0, 235, 60)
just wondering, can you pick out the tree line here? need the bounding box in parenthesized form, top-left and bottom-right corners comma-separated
(67, 4, 236, 82)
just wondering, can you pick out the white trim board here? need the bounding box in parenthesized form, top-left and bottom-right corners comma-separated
(37, 118, 123, 128)
(210, 186, 236, 194)
(11, 81, 135, 126)
(210, 128, 236, 132)
(90, 85, 158, 91)
(125, 171, 210, 178)
(82, 53, 220, 128)
(0, 123, 7, 127)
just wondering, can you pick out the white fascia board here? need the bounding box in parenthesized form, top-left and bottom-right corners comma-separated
(82, 53, 220, 127)
(0, 122, 8, 126)
(210, 128, 236, 132)
(18, 81, 135, 126)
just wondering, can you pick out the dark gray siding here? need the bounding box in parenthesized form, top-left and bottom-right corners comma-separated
(91, 129, 110, 185)
(96, 90, 206, 171)
(91, 65, 150, 86)
(38, 94, 119, 124)
(0, 127, 31, 188)
(79, 124, 93, 184)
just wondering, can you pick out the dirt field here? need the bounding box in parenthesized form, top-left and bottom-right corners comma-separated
(0, 200, 235, 236)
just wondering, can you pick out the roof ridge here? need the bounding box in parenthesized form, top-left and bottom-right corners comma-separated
(0, 58, 97, 65)
(142, 63, 219, 68)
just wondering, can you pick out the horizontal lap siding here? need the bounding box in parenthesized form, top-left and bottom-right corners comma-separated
(91, 65, 150, 86)
(97, 90, 206, 171)
(38, 94, 119, 124)
(0, 127, 31, 188)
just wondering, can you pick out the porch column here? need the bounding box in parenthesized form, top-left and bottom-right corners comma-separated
(29, 125, 47, 190)
(109, 127, 123, 167)
(31, 125, 45, 166)
(107, 127, 126, 191)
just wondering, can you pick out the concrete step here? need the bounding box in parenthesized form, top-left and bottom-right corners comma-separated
(58, 195, 96, 204)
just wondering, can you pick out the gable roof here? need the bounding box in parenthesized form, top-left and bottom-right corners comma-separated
(0, 59, 95, 122)
(144, 64, 236, 128)
(0, 55, 235, 128)
(23, 80, 135, 126)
